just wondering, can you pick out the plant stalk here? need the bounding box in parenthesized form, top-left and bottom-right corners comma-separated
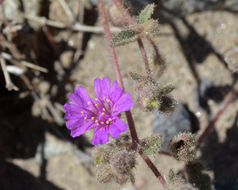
(97, 0, 167, 187)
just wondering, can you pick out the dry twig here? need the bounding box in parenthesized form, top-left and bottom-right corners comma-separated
(58, 0, 75, 23)
(0, 56, 19, 91)
(1, 52, 48, 73)
(24, 14, 121, 33)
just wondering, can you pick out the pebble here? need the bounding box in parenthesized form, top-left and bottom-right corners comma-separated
(151, 102, 199, 150)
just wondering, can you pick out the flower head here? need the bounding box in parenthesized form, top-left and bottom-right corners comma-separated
(64, 76, 133, 145)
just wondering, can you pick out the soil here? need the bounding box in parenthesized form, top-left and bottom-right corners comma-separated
(1, 0, 238, 190)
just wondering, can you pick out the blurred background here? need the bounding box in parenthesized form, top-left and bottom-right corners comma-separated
(1, 0, 238, 189)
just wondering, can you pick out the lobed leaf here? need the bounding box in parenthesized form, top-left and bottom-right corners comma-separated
(139, 3, 155, 24)
(111, 29, 137, 47)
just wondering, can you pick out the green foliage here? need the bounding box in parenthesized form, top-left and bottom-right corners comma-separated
(141, 135, 162, 155)
(111, 29, 137, 47)
(139, 3, 155, 24)
(160, 84, 175, 95)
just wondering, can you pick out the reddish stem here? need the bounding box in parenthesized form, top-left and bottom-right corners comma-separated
(97, 0, 166, 188)
(139, 150, 167, 187)
(97, 0, 124, 88)
(197, 81, 238, 149)
(112, 0, 151, 75)
(97, 0, 139, 143)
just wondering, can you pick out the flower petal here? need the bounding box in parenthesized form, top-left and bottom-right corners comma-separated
(68, 86, 91, 107)
(91, 127, 109, 145)
(66, 119, 92, 137)
(112, 93, 133, 115)
(109, 80, 124, 104)
(108, 118, 127, 138)
(94, 76, 110, 100)
(63, 103, 83, 120)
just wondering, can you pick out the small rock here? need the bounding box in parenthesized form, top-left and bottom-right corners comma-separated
(121, 186, 138, 190)
(38, 81, 50, 95)
(151, 102, 199, 150)
(215, 182, 238, 190)
(60, 51, 73, 69)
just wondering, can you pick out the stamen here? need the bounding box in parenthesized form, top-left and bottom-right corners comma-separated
(95, 98, 98, 101)
(97, 123, 99, 126)
(84, 116, 87, 120)
(108, 118, 112, 121)
(103, 96, 106, 99)
(95, 120, 98, 123)
(107, 99, 110, 102)
(101, 112, 105, 116)
(106, 121, 109, 124)
(81, 111, 84, 114)
(95, 104, 98, 106)
(91, 117, 95, 120)
(102, 108, 106, 111)
(101, 121, 104, 124)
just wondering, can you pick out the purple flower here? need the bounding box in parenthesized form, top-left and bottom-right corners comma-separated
(64, 76, 133, 145)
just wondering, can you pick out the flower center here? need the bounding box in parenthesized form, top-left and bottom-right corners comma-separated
(80, 98, 113, 127)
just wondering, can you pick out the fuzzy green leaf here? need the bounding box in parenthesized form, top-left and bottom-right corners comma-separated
(141, 135, 162, 155)
(139, 3, 155, 24)
(95, 154, 104, 165)
(160, 84, 175, 95)
(111, 29, 137, 47)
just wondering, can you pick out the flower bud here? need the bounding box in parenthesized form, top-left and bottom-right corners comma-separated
(169, 132, 196, 162)
(110, 150, 136, 175)
(158, 95, 176, 113)
(115, 174, 129, 185)
(168, 170, 198, 190)
(108, 2, 127, 27)
(115, 134, 131, 147)
(92, 146, 112, 165)
(96, 166, 114, 183)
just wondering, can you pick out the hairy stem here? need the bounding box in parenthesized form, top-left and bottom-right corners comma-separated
(197, 81, 238, 149)
(97, 0, 167, 187)
(112, 0, 151, 75)
(146, 36, 166, 77)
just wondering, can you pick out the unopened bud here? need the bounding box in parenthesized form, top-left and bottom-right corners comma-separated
(115, 174, 129, 185)
(110, 150, 136, 175)
(96, 166, 114, 183)
(169, 132, 196, 162)
(168, 170, 198, 190)
(92, 146, 112, 165)
(108, 2, 127, 27)
(115, 134, 131, 147)
(158, 95, 176, 113)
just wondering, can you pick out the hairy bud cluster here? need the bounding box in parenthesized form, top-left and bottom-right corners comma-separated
(110, 3, 160, 47)
(169, 132, 196, 162)
(92, 135, 136, 185)
(110, 150, 136, 175)
(168, 170, 198, 190)
(130, 72, 176, 113)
